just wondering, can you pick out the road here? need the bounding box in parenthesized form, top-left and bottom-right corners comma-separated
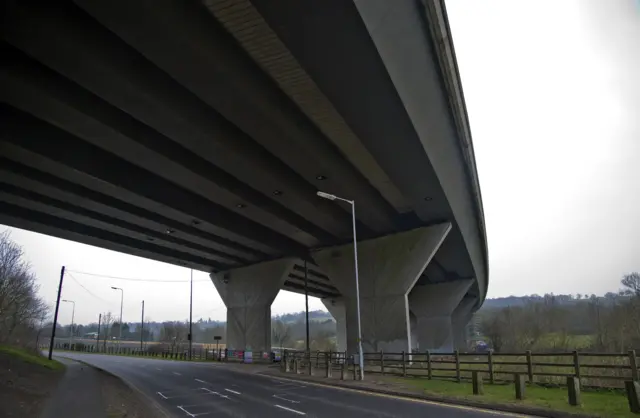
(55, 352, 529, 418)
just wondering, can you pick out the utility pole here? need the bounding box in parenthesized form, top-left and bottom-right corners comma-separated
(48, 266, 65, 360)
(111, 287, 124, 351)
(189, 269, 193, 360)
(96, 313, 102, 352)
(140, 300, 145, 350)
(304, 260, 310, 352)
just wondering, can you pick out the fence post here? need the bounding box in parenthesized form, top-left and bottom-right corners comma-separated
(316, 350, 320, 368)
(526, 350, 533, 383)
(567, 376, 581, 406)
(573, 350, 581, 380)
(426, 350, 432, 380)
(308, 354, 313, 376)
(341, 359, 346, 380)
(455, 350, 461, 383)
(402, 351, 407, 377)
(488, 351, 494, 384)
(629, 350, 638, 382)
(472, 371, 484, 395)
(380, 350, 384, 375)
(626, 381, 640, 413)
(514, 373, 526, 400)
(326, 354, 332, 378)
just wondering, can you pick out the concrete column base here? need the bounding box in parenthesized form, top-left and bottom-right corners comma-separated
(211, 258, 295, 353)
(313, 224, 452, 355)
(226, 305, 270, 353)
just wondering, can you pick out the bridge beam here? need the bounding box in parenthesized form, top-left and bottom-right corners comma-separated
(313, 224, 451, 354)
(409, 280, 473, 352)
(210, 259, 295, 353)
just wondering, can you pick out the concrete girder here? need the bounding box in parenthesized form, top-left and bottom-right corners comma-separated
(0, 49, 336, 247)
(313, 224, 451, 354)
(74, 0, 399, 233)
(0, 158, 264, 261)
(409, 280, 474, 352)
(2, 1, 357, 240)
(0, 106, 307, 256)
(249, 0, 486, 299)
(210, 259, 296, 353)
(354, 0, 488, 301)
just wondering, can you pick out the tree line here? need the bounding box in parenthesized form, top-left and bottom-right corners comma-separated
(477, 273, 640, 352)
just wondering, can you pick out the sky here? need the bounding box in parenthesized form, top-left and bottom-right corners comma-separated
(2, 0, 639, 325)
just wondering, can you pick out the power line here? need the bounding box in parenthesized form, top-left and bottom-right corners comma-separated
(66, 272, 117, 306)
(68, 269, 209, 283)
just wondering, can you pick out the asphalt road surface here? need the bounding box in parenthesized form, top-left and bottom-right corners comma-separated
(55, 352, 530, 418)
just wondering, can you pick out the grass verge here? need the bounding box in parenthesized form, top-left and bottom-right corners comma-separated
(401, 377, 634, 417)
(0, 345, 64, 371)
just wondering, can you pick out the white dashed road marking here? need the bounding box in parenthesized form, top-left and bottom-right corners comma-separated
(157, 392, 168, 399)
(194, 378, 208, 384)
(274, 404, 306, 415)
(173, 372, 182, 376)
(273, 394, 299, 404)
(201, 387, 230, 399)
(224, 388, 241, 395)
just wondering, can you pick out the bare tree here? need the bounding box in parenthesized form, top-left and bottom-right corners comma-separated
(101, 311, 116, 351)
(0, 231, 47, 347)
(272, 320, 291, 350)
(622, 272, 640, 296)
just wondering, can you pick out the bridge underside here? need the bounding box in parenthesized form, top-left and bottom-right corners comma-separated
(1, 0, 487, 353)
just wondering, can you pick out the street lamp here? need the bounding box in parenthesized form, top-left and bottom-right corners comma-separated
(111, 286, 124, 350)
(62, 299, 75, 347)
(316, 190, 364, 380)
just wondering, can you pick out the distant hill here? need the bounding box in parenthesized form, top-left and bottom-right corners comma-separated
(481, 292, 625, 310)
(274, 310, 333, 324)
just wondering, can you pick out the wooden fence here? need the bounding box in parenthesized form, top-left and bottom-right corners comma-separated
(284, 349, 639, 389)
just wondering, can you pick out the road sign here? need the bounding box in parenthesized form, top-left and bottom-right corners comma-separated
(213, 336, 222, 341)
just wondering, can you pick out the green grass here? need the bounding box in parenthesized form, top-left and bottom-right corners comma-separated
(401, 377, 635, 417)
(0, 345, 64, 371)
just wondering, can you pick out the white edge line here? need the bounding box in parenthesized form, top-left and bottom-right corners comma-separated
(273, 394, 299, 403)
(224, 388, 241, 395)
(274, 404, 306, 415)
(157, 392, 168, 399)
(177, 405, 196, 417)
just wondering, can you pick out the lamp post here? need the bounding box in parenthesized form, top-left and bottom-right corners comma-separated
(316, 191, 364, 380)
(111, 286, 124, 351)
(62, 299, 75, 348)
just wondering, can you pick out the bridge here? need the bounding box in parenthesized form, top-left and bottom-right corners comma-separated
(1, 0, 487, 355)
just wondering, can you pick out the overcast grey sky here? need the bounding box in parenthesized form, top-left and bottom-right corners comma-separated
(2, 0, 639, 325)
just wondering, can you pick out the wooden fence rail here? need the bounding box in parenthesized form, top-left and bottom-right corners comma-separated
(284, 349, 639, 389)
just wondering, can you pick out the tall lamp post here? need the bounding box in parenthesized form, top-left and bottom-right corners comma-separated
(316, 191, 364, 380)
(62, 299, 75, 348)
(111, 286, 124, 351)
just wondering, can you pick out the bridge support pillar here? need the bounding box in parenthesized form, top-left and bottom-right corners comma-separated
(313, 224, 451, 355)
(409, 280, 473, 352)
(321, 297, 347, 352)
(452, 297, 476, 351)
(210, 258, 295, 353)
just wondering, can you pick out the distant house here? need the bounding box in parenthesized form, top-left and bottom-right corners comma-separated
(83, 332, 99, 339)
